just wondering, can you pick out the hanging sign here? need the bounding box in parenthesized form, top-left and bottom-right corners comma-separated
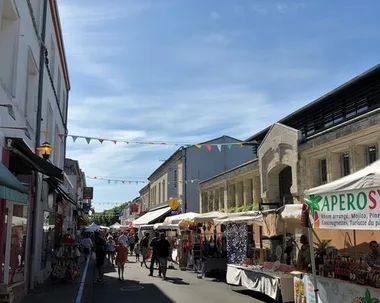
(168, 199, 180, 210)
(306, 187, 380, 230)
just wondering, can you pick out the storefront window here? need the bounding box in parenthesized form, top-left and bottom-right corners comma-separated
(0, 207, 9, 283)
(9, 204, 27, 284)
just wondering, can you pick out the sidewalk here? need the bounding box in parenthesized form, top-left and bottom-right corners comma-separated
(20, 258, 89, 303)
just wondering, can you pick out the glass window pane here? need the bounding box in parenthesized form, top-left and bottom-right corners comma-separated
(9, 205, 28, 284)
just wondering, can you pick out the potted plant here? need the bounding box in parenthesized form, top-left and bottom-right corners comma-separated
(314, 239, 332, 267)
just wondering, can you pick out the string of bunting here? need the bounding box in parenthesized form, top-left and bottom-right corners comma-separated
(41, 131, 250, 151)
(86, 175, 199, 185)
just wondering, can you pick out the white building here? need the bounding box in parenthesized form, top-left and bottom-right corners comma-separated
(0, 0, 71, 297)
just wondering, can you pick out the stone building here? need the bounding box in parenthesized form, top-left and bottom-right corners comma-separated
(199, 65, 380, 250)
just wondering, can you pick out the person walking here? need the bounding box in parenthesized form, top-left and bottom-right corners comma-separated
(140, 233, 150, 268)
(157, 233, 171, 280)
(106, 236, 116, 266)
(115, 243, 128, 280)
(134, 243, 140, 262)
(128, 232, 136, 256)
(93, 232, 106, 283)
(81, 234, 93, 259)
(149, 232, 161, 277)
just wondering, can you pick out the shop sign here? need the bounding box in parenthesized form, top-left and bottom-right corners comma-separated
(83, 187, 93, 200)
(294, 274, 380, 303)
(306, 188, 380, 230)
(168, 199, 180, 210)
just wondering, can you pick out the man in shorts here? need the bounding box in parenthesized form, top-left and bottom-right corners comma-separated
(94, 232, 106, 283)
(115, 243, 128, 280)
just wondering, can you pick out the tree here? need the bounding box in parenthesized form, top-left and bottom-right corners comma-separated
(90, 202, 129, 226)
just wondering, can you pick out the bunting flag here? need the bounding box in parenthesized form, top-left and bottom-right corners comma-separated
(85, 175, 199, 185)
(40, 130, 254, 151)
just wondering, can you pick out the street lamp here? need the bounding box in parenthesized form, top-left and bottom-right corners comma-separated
(36, 141, 54, 160)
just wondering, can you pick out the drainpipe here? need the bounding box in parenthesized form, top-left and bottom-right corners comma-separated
(29, 0, 48, 291)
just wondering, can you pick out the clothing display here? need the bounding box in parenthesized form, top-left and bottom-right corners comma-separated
(226, 223, 248, 264)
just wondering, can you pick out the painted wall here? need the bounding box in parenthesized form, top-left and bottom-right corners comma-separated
(183, 137, 254, 212)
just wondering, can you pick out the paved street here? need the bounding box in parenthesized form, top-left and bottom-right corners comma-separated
(81, 257, 269, 303)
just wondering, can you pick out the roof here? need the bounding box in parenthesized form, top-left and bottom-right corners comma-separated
(246, 64, 380, 142)
(139, 183, 150, 194)
(147, 135, 243, 181)
(50, 0, 70, 91)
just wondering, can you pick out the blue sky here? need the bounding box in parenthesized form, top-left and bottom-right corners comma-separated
(59, 0, 379, 211)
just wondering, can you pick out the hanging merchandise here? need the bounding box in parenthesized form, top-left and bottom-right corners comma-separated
(226, 222, 248, 264)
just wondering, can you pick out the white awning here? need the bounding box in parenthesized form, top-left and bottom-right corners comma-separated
(153, 223, 179, 230)
(132, 206, 172, 226)
(214, 211, 263, 224)
(163, 212, 199, 225)
(305, 159, 380, 196)
(279, 204, 302, 221)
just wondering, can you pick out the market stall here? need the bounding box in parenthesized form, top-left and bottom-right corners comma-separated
(220, 210, 297, 303)
(300, 159, 380, 303)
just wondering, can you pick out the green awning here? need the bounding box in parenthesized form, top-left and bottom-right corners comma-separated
(0, 163, 28, 204)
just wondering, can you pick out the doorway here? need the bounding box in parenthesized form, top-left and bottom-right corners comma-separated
(279, 166, 293, 205)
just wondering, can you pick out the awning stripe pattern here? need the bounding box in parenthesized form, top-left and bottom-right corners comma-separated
(0, 163, 28, 204)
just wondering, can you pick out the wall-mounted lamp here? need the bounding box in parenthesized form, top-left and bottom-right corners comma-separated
(0, 104, 16, 120)
(0, 126, 31, 139)
(36, 141, 54, 160)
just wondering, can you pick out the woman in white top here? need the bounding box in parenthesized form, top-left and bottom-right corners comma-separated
(106, 237, 116, 266)
(81, 235, 93, 259)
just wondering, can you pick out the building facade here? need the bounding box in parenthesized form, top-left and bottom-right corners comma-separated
(199, 65, 380, 251)
(0, 0, 71, 298)
(147, 136, 254, 213)
(139, 184, 150, 213)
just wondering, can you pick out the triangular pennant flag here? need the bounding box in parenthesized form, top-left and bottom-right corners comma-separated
(72, 136, 78, 142)
(94, 176, 97, 179)
(112, 140, 117, 144)
(196, 144, 202, 148)
(227, 143, 232, 149)
(122, 181, 125, 184)
(98, 139, 104, 144)
(58, 133, 64, 140)
(42, 131, 49, 138)
(184, 144, 191, 148)
(216, 144, 222, 152)
(85, 137, 91, 144)
(125, 142, 129, 144)
(108, 180, 110, 184)
(205, 144, 212, 152)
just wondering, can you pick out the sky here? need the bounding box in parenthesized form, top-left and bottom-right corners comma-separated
(58, 0, 379, 212)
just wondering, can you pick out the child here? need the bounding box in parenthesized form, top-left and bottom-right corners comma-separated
(114, 244, 128, 281)
(134, 243, 140, 262)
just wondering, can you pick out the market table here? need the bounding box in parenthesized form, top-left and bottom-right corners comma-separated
(226, 264, 294, 302)
(293, 273, 380, 303)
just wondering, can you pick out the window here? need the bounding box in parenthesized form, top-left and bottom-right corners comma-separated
(162, 180, 166, 202)
(54, 124, 60, 166)
(324, 114, 333, 128)
(173, 170, 177, 188)
(158, 183, 161, 203)
(341, 152, 350, 176)
(367, 145, 377, 165)
(0, 0, 19, 95)
(49, 38, 56, 80)
(319, 159, 327, 184)
(25, 49, 38, 128)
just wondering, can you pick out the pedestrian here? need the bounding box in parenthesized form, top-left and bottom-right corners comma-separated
(118, 231, 128, 247)
(134, 243, 140, 262)
(157, 233, 171, 280)
(93, 232, 106, 283)
(115, 243, 128, 281)
(106, 236, 116, 266)
(128, 232, 136, 256)
(140, 233, 150, 268)
(81, 234, 93, 259)
(149, 232, 161, 277)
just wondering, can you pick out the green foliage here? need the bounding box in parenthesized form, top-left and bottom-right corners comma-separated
(220, 203, 259, 213)
(90, 202, 129, 226)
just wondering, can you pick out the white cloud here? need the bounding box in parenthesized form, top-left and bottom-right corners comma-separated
(202, 33, 230, 45)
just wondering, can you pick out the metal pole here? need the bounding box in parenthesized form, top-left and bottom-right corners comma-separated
(307, 227, 319, 303)
(182, 148, 187, 212)
(28, 0, 48, 291)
